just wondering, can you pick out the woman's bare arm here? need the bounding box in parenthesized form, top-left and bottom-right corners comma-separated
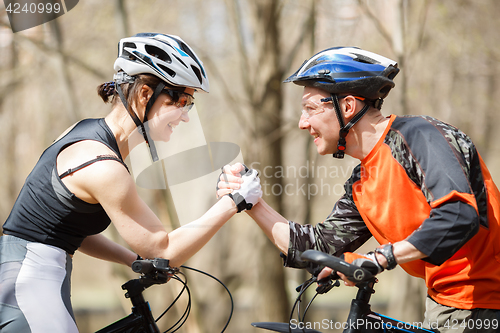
(59, 141, 239, 267)
(78, 234, 137, 266)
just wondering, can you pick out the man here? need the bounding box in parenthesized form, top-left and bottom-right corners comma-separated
(218, 47, 500, 332)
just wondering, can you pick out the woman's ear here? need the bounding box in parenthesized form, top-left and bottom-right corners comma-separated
(131, 85, 154, 121)
(138, 84, 154, 107)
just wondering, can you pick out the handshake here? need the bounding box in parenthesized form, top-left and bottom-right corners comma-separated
(216, 163, 262, 213)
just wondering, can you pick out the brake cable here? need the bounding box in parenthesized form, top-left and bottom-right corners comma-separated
(181, 265, 234, 333)
(163, 273, 191, 333)
(289, 277, 317, 333)
(154, 265, 234, 333)
(156, 271, 187, 323)
(289, 275, 341, 332)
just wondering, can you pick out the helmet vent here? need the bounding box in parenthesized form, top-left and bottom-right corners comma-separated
(123, 42, 137, 49)
(158, 64, 176, 78)
(180, 42, 206, 78)
(122, 42, 137, 61)
(122, 50, 135, 61)
(145, 45, 172, 63)
(353, 53, 379, 65)
(191, 65, 203, 84)
(173, 54, 188, 68)
(167, 35, 207, 79)
(386, 65, 399, 79)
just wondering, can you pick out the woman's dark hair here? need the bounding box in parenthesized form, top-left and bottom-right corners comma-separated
(96, 74, 165, 108)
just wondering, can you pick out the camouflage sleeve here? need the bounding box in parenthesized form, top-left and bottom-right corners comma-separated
(283, 166, 372, 272)
(399, 116, 483, 265)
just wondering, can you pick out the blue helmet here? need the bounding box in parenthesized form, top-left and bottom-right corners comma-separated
(285, 47, 399, 159)
(284, 47, 399, 101)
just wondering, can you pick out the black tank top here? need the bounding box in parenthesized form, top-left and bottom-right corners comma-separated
(2, 118, 128, 254)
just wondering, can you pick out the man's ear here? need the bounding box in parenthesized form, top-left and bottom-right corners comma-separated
(343, 95, 358, 120)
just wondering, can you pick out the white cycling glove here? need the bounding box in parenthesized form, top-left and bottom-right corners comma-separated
(227, 168, 262, 213)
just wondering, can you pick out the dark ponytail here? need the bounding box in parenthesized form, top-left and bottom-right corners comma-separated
(97, 81, 116, 103)
(97, 74, 166, 106)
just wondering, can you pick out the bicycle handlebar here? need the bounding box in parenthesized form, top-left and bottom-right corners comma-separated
(300, 250, 374, 283)
(132, 258, 174, 275)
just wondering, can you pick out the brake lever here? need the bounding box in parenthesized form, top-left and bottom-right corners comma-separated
(310, 266, 341, 294)
(295, 274, 341, 295)
(295, 277, 315, 293)
(140, 273, 169, 285)
(316, 277, 341, 294)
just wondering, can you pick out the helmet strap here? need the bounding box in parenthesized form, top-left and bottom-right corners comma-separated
(331, 94, 371, 159)
(140, 82, 166, 162)
(144, 82, 166, 121)
(116, 82, 167, 163)
(116, 83, 142, 128)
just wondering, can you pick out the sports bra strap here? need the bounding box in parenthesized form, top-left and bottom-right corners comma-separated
(59, 155, 129, 179)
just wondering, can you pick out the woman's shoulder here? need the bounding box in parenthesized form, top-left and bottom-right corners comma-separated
(57, 140, 131, 203)
(52, 118, 103, 144)
(57, 139, 120, 170)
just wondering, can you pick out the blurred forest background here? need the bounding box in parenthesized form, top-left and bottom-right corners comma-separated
(1, 0, 500, 332)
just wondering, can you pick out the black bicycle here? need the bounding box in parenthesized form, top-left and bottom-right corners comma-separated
(95, 258, 233, 333)
(252, 250, 438, 333)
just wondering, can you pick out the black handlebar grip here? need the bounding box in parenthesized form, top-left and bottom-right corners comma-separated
(132, 258, 171, 274)
(301, 250, 374, 283)
(132, 260, 155, 274)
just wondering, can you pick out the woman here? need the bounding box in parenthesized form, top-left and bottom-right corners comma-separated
(0, 33, 261, 333)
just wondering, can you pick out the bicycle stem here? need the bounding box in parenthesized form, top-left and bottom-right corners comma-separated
(343, 281, 376, 333)
(122, 279, 161, 333)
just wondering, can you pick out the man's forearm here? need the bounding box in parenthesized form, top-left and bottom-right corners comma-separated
(375, 240, 427, 269)
(246, 198, 290, 254)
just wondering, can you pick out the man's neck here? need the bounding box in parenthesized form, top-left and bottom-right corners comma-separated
(345, 112, 391, 160)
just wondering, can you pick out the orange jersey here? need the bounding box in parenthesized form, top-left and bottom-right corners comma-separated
(286, 115, 500, 310)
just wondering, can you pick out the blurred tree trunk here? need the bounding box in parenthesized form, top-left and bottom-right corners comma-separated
(207, 0, 321, 323)
(49, 19, 79, 123)
(481, 55, 497, 161)
(0, 33, 20, 233)
(393, 0, 409, 115)
(387, 0, 426, 321)
(358, 0, 428, 321)
(115, 0, 129, 38)
(111, 3, 203, 331)
(221, 0, 319, 322)
(7, 36, 19, 207)
(387, 268, 426, 323)
(245, 0, 289, 321)
(298, 0, 318, 310)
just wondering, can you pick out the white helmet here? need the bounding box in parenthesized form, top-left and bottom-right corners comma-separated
(114, 32, 209, 93)
(112, 33, 209, 162)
